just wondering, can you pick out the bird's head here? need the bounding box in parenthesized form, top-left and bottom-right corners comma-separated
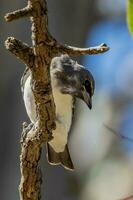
(50, 54, 95, 109)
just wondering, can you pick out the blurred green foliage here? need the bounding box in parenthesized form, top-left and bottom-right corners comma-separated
(127, 0, 133, 35)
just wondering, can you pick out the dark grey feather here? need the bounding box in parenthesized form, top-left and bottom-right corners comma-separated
(47, 143, 74, 171)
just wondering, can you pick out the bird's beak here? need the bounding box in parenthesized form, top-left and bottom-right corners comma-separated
(60, 87, 92, 109)
(82, 90, 92, 109)
(88, 98, 92, 109)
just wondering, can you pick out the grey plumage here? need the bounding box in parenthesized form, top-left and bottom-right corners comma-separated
(21, 54, 95, 170)
(47, 143, 74, 170)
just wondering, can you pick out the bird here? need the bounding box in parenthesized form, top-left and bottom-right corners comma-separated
(21, 54, 95, 171)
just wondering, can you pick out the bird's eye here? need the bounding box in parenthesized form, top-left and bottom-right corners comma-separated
(84, 80, 92, 95)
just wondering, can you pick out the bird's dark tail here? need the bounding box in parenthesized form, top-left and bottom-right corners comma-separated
(46, 143, 74, 171)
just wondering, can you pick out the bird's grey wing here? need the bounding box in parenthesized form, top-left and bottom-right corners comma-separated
(46, 143, 74, 170)
(20, 67, 30, 96)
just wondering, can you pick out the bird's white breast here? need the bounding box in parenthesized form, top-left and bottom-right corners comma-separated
(23, 76, 36, 123)
(49, 87, 73, 152)
(23, 75, 73, 152)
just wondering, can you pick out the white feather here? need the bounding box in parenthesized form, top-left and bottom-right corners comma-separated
(23, 76, 36, 123)
(49, 87, 73, 152)
(23, 75, 73, 153)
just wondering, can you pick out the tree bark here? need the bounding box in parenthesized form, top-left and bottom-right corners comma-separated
(4, 0, 109, 199)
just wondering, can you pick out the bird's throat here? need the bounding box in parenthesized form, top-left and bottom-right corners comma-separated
(52, 87, 73, 129)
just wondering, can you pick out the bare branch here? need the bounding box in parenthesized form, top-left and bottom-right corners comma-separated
(5, 0, 56, 199)
(5, 37, 34, 66)
(104, 124, 133, 142)
(29, 0, 55, 54)
(19, 122, 53, 200)
(5, 6, 32, 22)
(57, 43, 109, 56)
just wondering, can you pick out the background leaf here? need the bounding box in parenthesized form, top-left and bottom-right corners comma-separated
(127, 0, 133, 35)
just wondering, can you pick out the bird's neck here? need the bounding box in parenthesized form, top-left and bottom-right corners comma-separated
(52, 86, 73, 131)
